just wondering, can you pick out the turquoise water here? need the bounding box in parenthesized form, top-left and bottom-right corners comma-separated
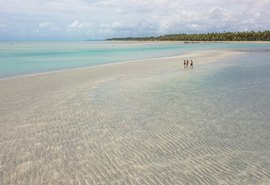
(1, 42, 270, 184)
(0, 41, 270, 78)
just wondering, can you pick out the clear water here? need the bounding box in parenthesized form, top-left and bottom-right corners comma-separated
(0, 41, 270, 78)
(1, 42, 270, 184)
(84, 48, 270, 183)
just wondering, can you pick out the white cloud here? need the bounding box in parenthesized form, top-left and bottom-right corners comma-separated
(0, 0, 270, 40)
(38, 21, 60, 32)
(39, 22, 51, 28)
(66, 20, 94, 38)
(0, 23, 7, 29)
(69, 20, 92, 29)
(69, 20, 80, 28)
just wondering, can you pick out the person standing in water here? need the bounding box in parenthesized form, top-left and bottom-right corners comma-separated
(190, 60, 193, 69)
(186, 60, 189, 68)
(184, 60, 186, 68)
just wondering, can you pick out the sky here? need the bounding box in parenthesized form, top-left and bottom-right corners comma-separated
(0, 0, 270, 40)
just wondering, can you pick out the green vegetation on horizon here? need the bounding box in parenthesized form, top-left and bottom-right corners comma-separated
(107, 31, 270, 41)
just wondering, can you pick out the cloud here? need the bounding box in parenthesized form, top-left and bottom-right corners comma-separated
(69, 20, 80, 28)
(0, 0, 270, 40)
(38, 21, 60, 32)
(66, 20, 94, 38)
(0, 23, 7, 29)
(39, 22, 51, 28)
(69, 20, 92, 28)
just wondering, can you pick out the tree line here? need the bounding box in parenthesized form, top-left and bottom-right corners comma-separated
(107, 31, 270, 41)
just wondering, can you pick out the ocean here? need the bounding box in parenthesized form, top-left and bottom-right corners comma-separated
(0, 41, 270, 78)
(1, 41, 270, 184)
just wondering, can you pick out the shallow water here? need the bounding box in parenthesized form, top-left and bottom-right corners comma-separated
(0, 43, 270, 184)
(0, 41, 270, 78)
(90, 50, 270, 183)
(78, 50, 270, 184)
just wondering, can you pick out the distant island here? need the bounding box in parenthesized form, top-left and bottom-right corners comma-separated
(107, 30, 270, 41)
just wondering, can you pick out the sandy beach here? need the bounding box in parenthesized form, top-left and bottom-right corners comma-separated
(1, 49, 270, 185)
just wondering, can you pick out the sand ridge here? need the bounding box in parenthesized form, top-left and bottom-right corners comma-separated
(1, 49, 270, 184)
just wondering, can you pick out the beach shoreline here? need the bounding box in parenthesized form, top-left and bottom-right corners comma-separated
(2, 48, 270, 184)
(0, 49, 243, 81)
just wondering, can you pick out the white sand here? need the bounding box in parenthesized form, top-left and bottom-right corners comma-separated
(1, 49, 270, 184)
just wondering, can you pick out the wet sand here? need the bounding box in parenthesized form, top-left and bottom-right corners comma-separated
(1, 49, 270, 184)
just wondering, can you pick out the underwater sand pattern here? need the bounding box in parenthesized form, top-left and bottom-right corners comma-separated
(0, 50, 270, 185)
